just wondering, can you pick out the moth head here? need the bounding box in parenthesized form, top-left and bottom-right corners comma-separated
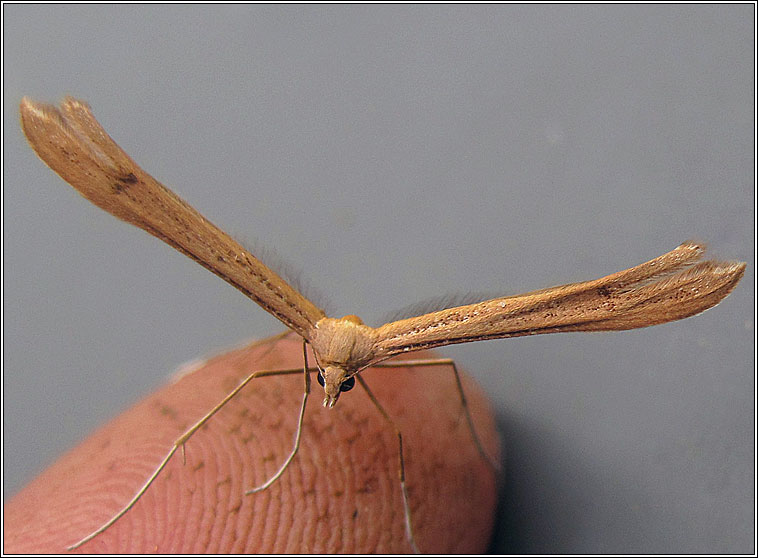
(317, 365, 355, 408)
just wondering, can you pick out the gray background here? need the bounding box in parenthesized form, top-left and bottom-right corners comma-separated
(3, 5, 754, 553)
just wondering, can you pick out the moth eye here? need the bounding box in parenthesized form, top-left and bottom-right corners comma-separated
(340, 376, 355, 392)
(317, 371, 325, 387)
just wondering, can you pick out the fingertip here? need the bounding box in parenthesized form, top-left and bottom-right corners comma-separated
(4, 334, 499, 553)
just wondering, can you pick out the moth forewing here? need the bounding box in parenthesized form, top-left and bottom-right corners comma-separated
(19, 97, 326, 339)
(372, 244, 745, 357)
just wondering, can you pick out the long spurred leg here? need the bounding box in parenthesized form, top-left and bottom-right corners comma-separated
(356, 375, 419, 554)
(67, 340, 315, 551)
(246, 341, 312, 493)
(371, 358, 500, 473)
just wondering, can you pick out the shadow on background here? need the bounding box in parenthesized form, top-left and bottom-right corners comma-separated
(485, 410, 699, 554)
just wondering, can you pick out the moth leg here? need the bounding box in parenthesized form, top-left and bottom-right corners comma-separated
(246, 340, 312, 493)
(356, 375, 419, 554)
(67, 341, 314, 551)
(372, 358, 500, 474)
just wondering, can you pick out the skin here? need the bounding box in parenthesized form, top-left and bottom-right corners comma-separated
(3, 334, 500, 553)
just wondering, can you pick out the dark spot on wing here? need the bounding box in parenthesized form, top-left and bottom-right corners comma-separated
(112, 172, 138, 192)
(597, 285, 612, 297)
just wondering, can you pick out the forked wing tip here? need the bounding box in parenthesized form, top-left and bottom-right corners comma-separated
(717, 259, 746, 285)
(677, 239, 706, 253)
(20, 96, 90, 123)
(687, 259, 746, 303)
(19, 96, 54, 123)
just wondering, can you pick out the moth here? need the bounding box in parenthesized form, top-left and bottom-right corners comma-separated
(19, 97, 745, 551)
